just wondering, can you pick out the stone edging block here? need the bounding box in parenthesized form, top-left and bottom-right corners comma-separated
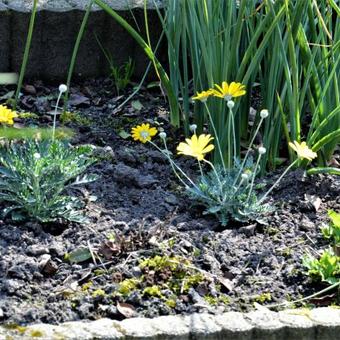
(1, 307, 340, 339)
(0, 0, 166, 80)
(0, 0, 165, 12)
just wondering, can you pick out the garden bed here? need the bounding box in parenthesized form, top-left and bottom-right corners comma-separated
(0, 78, 339, 327)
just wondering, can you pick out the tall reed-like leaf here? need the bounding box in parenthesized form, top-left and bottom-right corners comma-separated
(14, 0, 39, 109)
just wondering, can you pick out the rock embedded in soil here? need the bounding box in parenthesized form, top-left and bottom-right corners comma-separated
(113, 163, 158, 188)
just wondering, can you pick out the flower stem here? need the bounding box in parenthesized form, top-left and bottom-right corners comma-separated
(198, 161, 204, 178)
(246, 153, 262, 202)
(204, 103, 226, 171)
(258, 159, 298, 204)
(233, 117, 265, 186)
(230, 107, 237, 164)
(52, 91, 63, 141)
(149, 140, 198, 190)
(203, 159, 222, 189)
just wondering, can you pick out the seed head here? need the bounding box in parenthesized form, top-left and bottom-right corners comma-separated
(59, 84, 68, 93)
(159, 132, 167, 139)
(258, 146, 266, 155)
(260, 109, 269, 119)
(227, 100, 235, 109)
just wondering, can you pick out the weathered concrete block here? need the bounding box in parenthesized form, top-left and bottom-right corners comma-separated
(2, 308, 340, 339)
(310, 307, 340, 340)
(10, 11, 45, 79)
(278, 309, 316, 340)
(245, 310, 285, 340)
(0, 0, 165, 81)
(0, 5, 10, 72)
(215, 312, 254, 340)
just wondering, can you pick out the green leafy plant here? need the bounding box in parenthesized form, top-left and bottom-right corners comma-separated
(131, 105, 317, 225)
(187, 162, 269, 225)
(321, 210, 340, 255)
(60, 110, 91, 126)
(303, 249, 340, 285)
(303, 210, 340, 285)
(0, 140, 97, 223)
(14, 0, 38, 109)
(110, 58, 135, 95)
(95, 34, 135, 95)
(158, 0, 340, 169)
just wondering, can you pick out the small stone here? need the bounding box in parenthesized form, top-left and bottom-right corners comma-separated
(78, 303, 93, 319)
(300, 218, 315, 231)
(49, 242, 66, 257)
(4, 279, 24, 294)
(27, 245, 49, 256)
(136, 174, 158, 188)
(165, 194, 178, 205)
(131, 266, 142, 277)
(38, 254, 51, 270)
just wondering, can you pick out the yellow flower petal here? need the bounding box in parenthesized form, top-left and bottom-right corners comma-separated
(176, 134, 214, 161)
(212, 81, 246, 100)
(289, 140, 317, 161)
(192, 90, 213, 102)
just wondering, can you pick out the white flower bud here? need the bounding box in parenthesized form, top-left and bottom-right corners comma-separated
(260, 109, 269, 119)
(189, 124, 197, 132)
(258, 146, 266, 155)
(227, 100, 235, 109)
(33, 153, 41, 159)
(159, 132, 167, 139)
(58, 84, 68, 93)
(241, 173, 249, 181)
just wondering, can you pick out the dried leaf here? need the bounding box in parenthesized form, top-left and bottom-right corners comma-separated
(99, 241, 121, 260)
(218, 276, 234, 293)
(68, 94, 90, 106)
(0, 90, 15, 100)
(23, 84, 37, 95)
(117, 302, 136, 318)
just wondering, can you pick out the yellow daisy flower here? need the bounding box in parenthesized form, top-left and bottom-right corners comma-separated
(211, 81, 246, 100)
(289, 141, 317, 161)
(192, 90, 213, 102)
(0, 105, 18, 125)
(177, 134, 214, 161)
(131, 123, 157, 143)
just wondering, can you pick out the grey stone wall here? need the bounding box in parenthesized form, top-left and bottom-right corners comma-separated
(0, 0, 166, 81)
(1, 307, 340, 339)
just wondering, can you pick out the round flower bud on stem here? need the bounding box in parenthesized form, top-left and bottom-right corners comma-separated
(159, 132, 167, 139)
(227, 100, 235, 109)
(241, 173, 249, 181)
(189, 124, 197, 133)
(258, 146, 266, 155)
(58, 84, 68, 93)
(260, 109, 269, 119)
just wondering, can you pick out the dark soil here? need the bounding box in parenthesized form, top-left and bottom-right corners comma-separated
(0, 79, 339, 326)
